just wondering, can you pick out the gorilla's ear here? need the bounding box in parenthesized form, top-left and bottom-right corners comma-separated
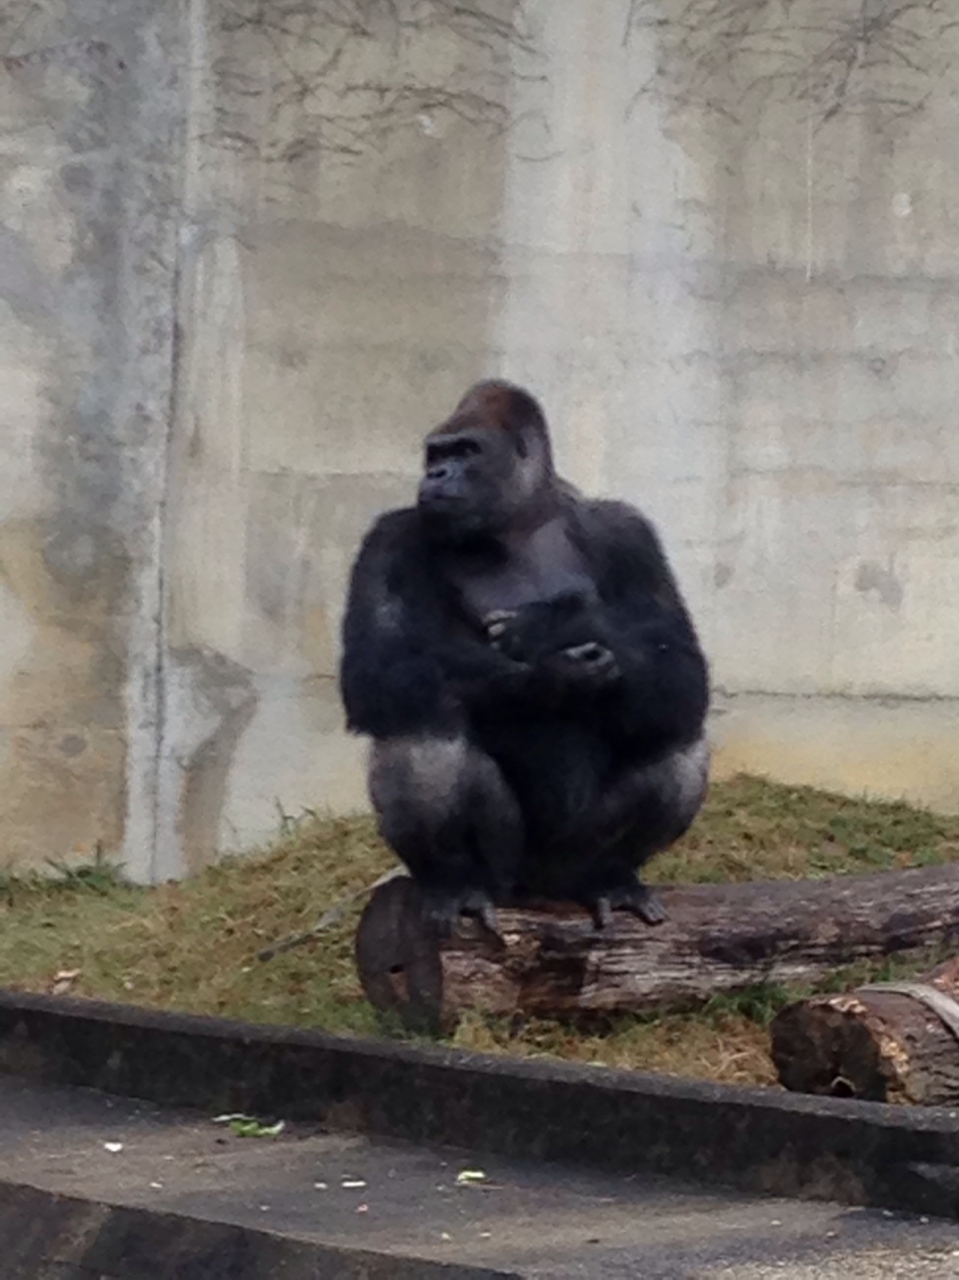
(515, 432, 530, 459)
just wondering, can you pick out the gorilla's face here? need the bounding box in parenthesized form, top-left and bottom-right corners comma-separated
(417, 425, 524, 540)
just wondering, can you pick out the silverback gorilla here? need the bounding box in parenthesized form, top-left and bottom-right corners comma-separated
(339, 382, 710, 933)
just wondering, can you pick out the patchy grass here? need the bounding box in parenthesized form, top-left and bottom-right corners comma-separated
(1, 774, 958, 1089)
(449, 1004, 781, 1087)
(646, 773, 959, 884)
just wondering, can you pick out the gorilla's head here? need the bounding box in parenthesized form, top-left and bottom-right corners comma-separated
(417, 381, 555, 540)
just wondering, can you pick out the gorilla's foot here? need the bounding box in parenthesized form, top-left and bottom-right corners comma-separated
(583, 875, 668, 930)
(419, 885, 499, 938)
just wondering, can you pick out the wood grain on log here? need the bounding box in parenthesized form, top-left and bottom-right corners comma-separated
(354, 865, 959, 1032)
(771, 958, 959, 1104)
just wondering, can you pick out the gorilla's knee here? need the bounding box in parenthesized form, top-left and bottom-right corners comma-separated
(368, 734, 521, 894)
(667, 736, 711, 837)
(585, 735, 710, 863)
(369, 734, 471, 829)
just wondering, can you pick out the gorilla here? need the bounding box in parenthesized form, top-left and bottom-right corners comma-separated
(339, 381, 709, 933)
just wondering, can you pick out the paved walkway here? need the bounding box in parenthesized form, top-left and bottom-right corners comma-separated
(2, 1076, 959, 1277)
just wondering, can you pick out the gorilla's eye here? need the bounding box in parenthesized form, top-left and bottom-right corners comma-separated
(426, 438, 481, 465)
(450, 439, 481, 458)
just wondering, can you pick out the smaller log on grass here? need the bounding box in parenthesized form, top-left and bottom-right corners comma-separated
(354, 864, 959, 1034)
(771, 958, 959, 1105)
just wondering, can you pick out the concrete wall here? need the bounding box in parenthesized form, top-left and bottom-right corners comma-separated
(0, 1, 181, 875)
(1, 0, 958, 878)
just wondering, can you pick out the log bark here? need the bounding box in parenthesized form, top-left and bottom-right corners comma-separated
(354, 865, 959, 1033)
(771, 958, 959, 1104)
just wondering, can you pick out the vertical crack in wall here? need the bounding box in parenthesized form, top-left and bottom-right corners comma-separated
(119, 0, 193, 883)
(146, 0, 210, 882)
(149, 263, 181, 884)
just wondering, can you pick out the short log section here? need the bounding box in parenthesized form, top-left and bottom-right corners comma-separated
(354, 864, 959, 1033)
(771, 957, 959, 1104)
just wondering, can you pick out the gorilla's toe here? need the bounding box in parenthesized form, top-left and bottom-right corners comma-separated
(584, 877, 667, 930)
(420, 886, 499, 937)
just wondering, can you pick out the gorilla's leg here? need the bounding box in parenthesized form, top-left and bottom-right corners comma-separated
(369, 734, 524, 935)
(537, 737, 710, 928)
(585, 736, 710, 926)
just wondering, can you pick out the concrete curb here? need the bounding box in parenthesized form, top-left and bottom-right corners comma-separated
(0, 1181, 514, 1279)
(1, 991, 958, 1219)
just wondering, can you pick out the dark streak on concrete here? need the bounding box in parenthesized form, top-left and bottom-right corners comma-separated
(168, 647, 259, 876)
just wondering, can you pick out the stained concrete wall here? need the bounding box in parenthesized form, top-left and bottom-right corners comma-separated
(1, 0, 958, 878)
(0, 1, 181, 876)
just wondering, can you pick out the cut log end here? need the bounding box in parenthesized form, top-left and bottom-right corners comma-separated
(354, 876, 446, 1033)
(771, 959, 959, 1105)
(771, 994, 911, 1102)
(354, 876, 521, 1033)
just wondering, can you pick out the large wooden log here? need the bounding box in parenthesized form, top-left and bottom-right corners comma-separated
(354, 865, 959, 1032)
(771, 958, 959, 1104)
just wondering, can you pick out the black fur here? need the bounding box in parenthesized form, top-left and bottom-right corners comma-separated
(339, 381, 710, 932)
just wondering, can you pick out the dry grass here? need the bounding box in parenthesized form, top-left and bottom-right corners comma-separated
(646, 773, 959, 884)
(2, 774, 958, 1089)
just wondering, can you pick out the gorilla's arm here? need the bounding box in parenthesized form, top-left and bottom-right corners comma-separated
(340, 512, 536, 739)
(573, 501, 709, 755)
(340, 512, 452, 737)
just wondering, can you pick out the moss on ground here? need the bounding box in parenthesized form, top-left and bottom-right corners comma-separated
(1, 774, 957, 1088)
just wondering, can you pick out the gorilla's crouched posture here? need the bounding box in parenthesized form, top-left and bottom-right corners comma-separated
(340, 382, 710, 933)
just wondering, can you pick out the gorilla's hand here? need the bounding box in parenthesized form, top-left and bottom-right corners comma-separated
(482, 596, 620, 689)
(482, 608, 521, 652)
(482, 604, 559, 663)
(550, 639, 620, 687)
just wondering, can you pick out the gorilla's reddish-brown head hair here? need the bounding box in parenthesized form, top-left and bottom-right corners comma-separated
(432, 380, 551, 461)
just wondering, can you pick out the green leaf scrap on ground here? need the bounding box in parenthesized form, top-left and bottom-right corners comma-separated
(213, 1114, 285, 1138)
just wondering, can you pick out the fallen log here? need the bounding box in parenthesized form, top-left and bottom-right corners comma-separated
(771, 958, 959, 1104)
(354, 864, 959, 1032)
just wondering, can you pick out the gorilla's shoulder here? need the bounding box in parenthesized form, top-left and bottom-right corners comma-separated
(359, 506, 424, 551)
(568, 496, 662, 552)
(365, 506, 418, 533)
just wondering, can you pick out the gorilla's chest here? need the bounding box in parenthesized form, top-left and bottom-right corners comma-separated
(449, 519, 597, 620)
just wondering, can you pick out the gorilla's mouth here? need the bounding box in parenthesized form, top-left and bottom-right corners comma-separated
(418, 491, 466, 510)
(418, 494, 487, 528)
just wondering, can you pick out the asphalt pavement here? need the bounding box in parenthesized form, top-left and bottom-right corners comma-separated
(2, 1076, 959, 1278)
